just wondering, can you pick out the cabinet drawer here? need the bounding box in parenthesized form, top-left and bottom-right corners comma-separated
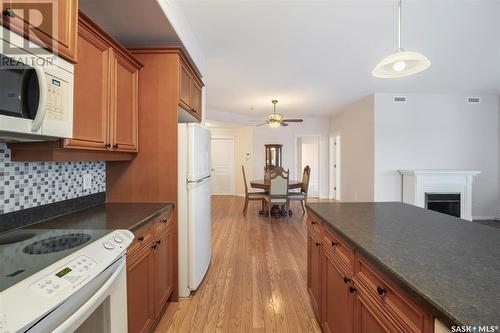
(154, 210, 173, 234)
(128, 223, 154, 257)
(355, 257, 431, 333)
(308, 216, 323, 240)
(322, 229, 354, 273)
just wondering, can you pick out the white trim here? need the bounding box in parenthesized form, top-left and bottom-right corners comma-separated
(294, 134, 321, 197)
(472, 216, 497, 221)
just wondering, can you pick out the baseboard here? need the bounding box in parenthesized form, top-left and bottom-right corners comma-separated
(472, 216, 497, 221)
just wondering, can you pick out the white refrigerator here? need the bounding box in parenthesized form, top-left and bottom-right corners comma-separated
(178, 123, 212, 298)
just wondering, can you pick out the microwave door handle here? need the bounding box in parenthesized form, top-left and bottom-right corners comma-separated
(30, 62, 48, 132)
(51, 258, 126, 333)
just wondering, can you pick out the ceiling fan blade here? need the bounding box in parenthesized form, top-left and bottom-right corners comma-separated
(280, 122, 289, 127)
(282, 119, 303, 123)
(256, 122, 268, 127)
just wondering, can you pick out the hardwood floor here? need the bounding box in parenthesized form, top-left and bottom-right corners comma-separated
(154, 195, 322, 332)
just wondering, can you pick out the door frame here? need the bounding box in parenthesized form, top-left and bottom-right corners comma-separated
(210, 136, 235, 195)
(329, 134, 341, 201)
(294, 134, 321, 198)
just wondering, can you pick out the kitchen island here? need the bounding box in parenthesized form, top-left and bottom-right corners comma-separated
(306, 202, 500, 332)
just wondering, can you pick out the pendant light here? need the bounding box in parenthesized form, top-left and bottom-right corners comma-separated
(372, 0, 431, 78)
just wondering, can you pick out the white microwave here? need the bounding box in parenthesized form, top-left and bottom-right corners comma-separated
(0, 26, 73, 141)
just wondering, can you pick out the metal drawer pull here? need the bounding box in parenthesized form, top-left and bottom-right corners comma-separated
(377, 286, 387, 296)
(137, 236, 144, 242)
(349, 286, 357, 293)
(331, 241, 338, 247)
(343, 277, 351, 284)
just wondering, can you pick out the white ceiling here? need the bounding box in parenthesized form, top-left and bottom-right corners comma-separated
(179, 0, 500, 117)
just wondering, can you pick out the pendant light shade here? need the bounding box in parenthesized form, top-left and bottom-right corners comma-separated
(372, 50, 431, 78)
(372, 0, 430, 78)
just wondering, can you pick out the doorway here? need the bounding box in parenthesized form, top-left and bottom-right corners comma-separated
(210, 137, 234, 195)
(296, 135, 320, 198)
(329, 135, 341, 200)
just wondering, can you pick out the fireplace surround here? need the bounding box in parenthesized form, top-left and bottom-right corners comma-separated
(399, 170, 481, 221)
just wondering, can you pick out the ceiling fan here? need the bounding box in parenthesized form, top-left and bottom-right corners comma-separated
(257, 100, 303, 128)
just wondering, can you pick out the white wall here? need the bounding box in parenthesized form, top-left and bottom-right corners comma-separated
(374, 93, 499, 219)
(299, 136, 320, 197)
(252, 116, 331, 198)
(330, 96, 375, 202)
(498, 95, 500, 219)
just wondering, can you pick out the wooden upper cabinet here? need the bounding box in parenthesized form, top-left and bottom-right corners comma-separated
(191, 80, 202, 116)
(66, 12, 140, 153)
(0, 0, 78, 62)
(179, 63, 191, 110)
(322, 249, 354, 333)
(64, 21, 109, 150)
(110, 50, 138, 152)
(178, 58, 203, 121)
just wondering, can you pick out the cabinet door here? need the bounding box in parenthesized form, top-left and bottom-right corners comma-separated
(307, 231, 321, 316)
(322, 250, 354, 333)
(179, 63, 191, 110)
(191, 79, 202, 120)
(110, 50, 138, 152)
(127, 246, 156, 333)
(354, 285, 403, 333)
(64, 23, 110, 150)
(154, 228, 174, 314)
(1, 0, 77, 62)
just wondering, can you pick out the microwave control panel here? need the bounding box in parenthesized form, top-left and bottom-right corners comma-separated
(30, 255, 97, 298)
(46, 76, 67, 122)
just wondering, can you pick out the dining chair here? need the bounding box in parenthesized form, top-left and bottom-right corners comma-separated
(242, 166, 266, 216)
(288, 166, 311, 214)
(264, 168, 290, 222)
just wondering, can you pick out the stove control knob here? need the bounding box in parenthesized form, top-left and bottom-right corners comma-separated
(103, 241, 115, 250)
(114, 235, 124, 243)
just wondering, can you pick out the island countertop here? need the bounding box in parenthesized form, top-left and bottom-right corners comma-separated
(305, 202, 500, 327)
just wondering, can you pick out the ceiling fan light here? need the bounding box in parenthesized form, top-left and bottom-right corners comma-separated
(268, 121, 281, 128)
(372, 50, 431, 78)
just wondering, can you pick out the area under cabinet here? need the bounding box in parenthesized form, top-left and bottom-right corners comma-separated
(307, 213, 433, 333)
(127, 210, 174, 333)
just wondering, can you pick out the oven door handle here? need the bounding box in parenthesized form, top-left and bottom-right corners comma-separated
(30, 62, 48, 132)
(51, 258, 126, 333)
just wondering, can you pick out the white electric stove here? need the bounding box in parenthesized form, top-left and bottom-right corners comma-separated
(0, 228, 133, 333)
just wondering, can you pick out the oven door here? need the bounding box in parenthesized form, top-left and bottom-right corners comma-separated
(0, 53, 48, 133)
(27, 256, 128, 333)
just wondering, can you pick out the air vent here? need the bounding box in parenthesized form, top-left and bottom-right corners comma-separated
(467, 97, 481, 104)
(393, 96, 407, 103)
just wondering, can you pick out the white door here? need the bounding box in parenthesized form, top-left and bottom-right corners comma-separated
(210, 137, 234, 195)
(299, 136, 320, 197)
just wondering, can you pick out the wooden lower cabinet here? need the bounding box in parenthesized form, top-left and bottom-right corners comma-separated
(127, 245, 156, 333)
(307, 215, 432, 333)
(127, 212, 174, 333)
(153, 227, 174, 314)
(307, 228, 322, 316)
(354, 284, 402, 333)
(321, 249, 354, 333)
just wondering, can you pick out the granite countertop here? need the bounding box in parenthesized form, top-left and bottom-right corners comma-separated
(29, 202, 175, 232)
(306, 202, 500, 327)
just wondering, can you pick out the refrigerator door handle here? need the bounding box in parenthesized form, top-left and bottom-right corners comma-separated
(187, 175, 211, 184)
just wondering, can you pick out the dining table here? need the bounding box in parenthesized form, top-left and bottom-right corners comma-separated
(250, 179, 303, 191)
(250, 179, 303, 217)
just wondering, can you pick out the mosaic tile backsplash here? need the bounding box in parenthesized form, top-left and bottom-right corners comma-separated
(0, 143, 106, 214)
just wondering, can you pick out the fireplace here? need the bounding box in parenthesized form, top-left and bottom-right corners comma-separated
(425, 193, 461, 218)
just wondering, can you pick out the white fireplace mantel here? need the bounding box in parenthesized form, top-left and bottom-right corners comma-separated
(399, 169, 481, 221)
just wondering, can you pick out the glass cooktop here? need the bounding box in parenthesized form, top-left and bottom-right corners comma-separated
(0, 228, 110, 292)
